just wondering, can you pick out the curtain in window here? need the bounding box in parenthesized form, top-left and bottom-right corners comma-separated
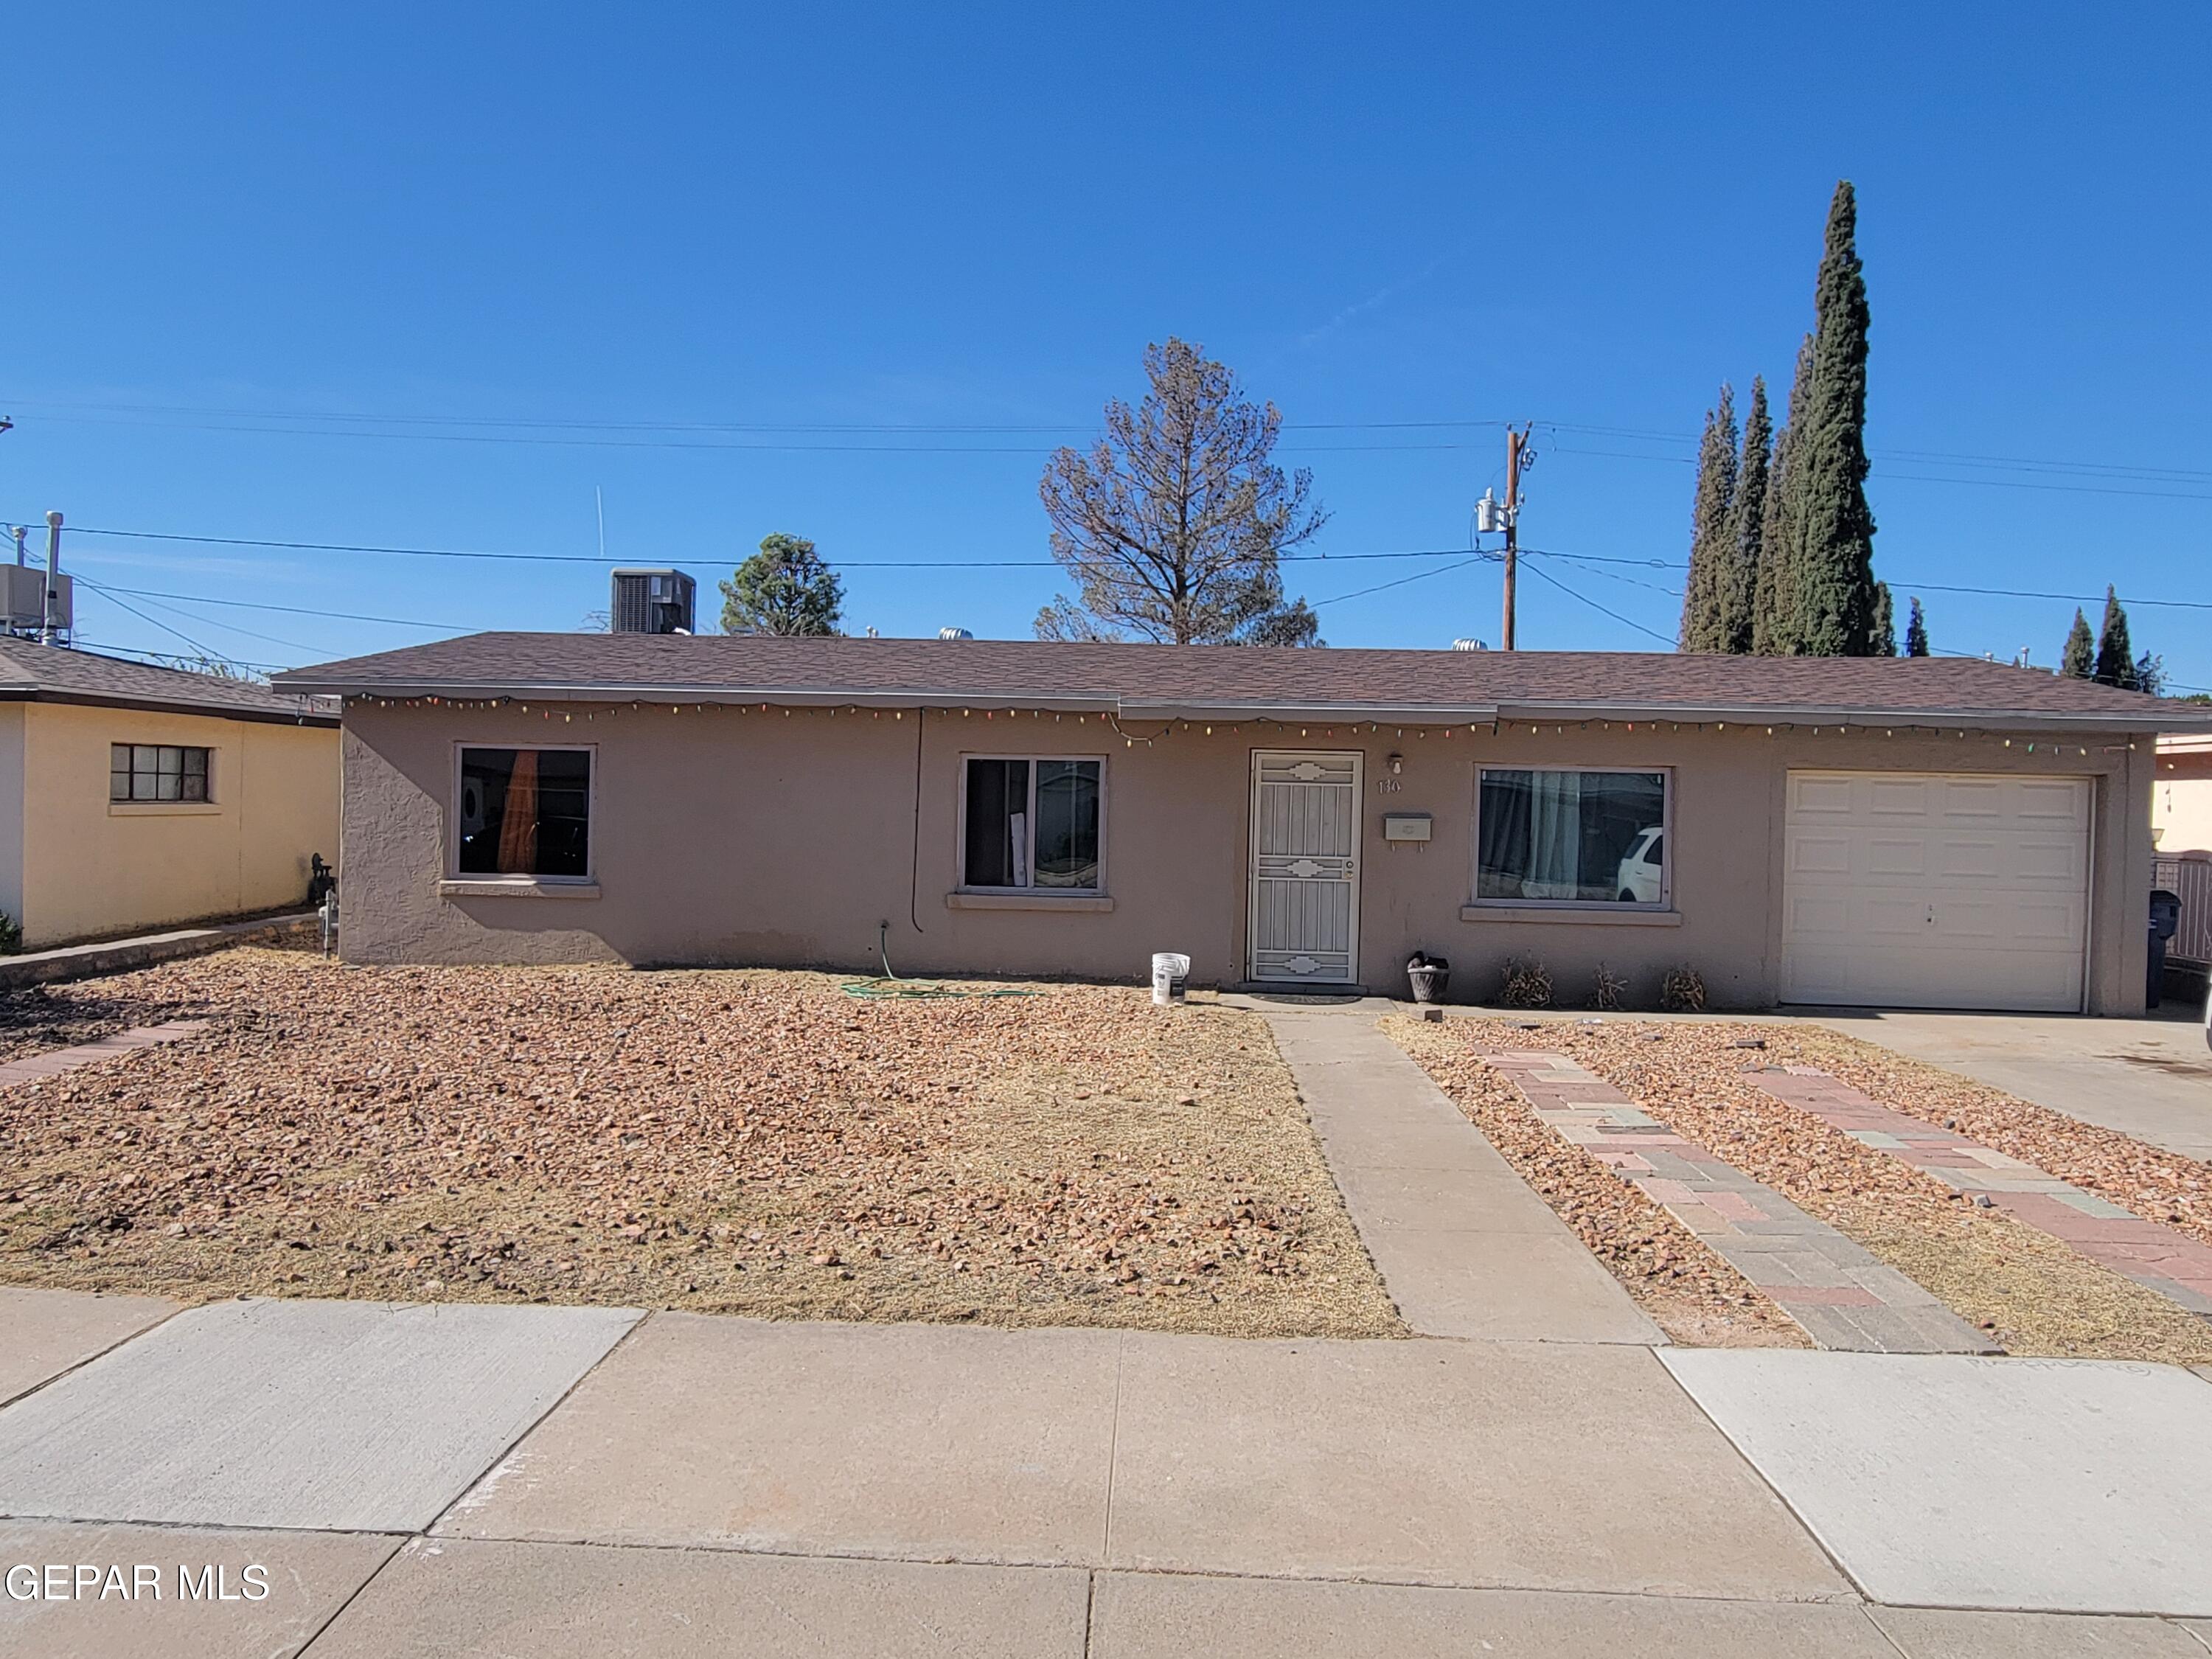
(1520, 771, 1584, 899)
(495, 749, 540, 872)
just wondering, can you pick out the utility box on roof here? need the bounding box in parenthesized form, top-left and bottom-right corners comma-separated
(1, 564, 69, 636)
(610, 568, 695, 635)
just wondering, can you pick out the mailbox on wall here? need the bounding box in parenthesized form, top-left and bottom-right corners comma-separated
(1382, 813, 1433, 843)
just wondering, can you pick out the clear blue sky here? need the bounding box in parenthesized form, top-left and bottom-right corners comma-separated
(4, 4, 2207, 689)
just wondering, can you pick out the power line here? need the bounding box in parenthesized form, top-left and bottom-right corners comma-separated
(1310, 552, 1498, 609)
(42, 521, 2212, 613)
(1514, 558, 1679, 646)
(77, 577, 327, 655)
(91, 582, 471, 630)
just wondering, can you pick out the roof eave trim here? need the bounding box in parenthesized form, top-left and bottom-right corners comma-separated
(1492, 700, 2205, 733)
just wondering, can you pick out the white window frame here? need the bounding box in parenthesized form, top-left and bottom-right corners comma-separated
(1470, 763, 1674, 911)
(956, 754, 1107, 895)
(450, 742, 598, 884)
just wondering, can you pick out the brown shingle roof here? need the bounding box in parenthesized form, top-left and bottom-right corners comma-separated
(272, 633, 2209, 731)
(0, 637, 338, 725)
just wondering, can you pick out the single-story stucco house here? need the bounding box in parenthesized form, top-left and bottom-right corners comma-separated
(1, 638, 339, 949)
(271, 635, 2212, 1015)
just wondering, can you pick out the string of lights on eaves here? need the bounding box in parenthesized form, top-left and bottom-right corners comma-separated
(342, 697, 2140, 759)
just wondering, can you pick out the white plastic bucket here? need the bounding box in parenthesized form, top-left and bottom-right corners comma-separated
(1151, 952, 1191, 1006)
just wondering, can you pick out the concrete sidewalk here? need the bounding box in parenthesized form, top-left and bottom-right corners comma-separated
(4, 1290, 2212, 1655)
(1253, 999, 1663, 1344)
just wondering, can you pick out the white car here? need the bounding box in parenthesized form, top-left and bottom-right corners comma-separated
(1614, 826, 1664, 905)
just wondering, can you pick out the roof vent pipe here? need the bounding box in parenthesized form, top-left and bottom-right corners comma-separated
(939, 627, 974, 641)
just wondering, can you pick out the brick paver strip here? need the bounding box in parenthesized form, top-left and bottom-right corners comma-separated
(1752, 1067, 2212, 1318)
(1481, 1050, 1994, 1354)
(0, 1020, 209, 1088)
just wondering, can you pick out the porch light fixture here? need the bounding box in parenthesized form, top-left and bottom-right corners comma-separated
(1388, 753, 1404, 774)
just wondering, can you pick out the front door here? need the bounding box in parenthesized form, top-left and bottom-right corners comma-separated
(1248, 751, 1363, 984)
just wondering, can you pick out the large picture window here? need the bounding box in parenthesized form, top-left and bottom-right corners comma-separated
(111, 743, 210, 802)
(456, 747, 592, 878)
(1475, 768, 1668, 906)
(962, 757, 1102, 891)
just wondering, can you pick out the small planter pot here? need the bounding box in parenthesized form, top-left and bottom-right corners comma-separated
(1406, 954, 1450, 1005)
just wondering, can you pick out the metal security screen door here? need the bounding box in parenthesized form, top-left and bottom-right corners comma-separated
(1249, 751, 1363, 983)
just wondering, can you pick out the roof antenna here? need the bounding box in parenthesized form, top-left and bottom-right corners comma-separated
(595, 486, 608, 563)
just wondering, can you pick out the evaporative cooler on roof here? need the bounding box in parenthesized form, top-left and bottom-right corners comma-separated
(609, 568, 696, 634)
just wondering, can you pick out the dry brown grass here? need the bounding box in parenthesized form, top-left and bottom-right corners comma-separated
(0, 950, 1399, 1339)
(1428, 1015, 2212, 1365)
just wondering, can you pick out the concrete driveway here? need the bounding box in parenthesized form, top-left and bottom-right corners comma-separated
(1811, 1003, 2212, 1161)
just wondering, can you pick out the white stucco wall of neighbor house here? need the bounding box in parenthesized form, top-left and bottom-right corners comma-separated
(334, 698, 2156, 1015)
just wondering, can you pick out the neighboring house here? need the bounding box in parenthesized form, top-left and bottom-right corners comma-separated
(2152, 734, 2212, 969)
(2153, 734, 2212, 857)
(0, 639, 339, 949)
(273, 636, 2212, 1015)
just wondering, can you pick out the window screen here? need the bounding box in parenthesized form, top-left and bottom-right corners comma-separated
(110, 744, 210, 803)
(1476, 769, 1666, 905)
(456, 748, 592, 877)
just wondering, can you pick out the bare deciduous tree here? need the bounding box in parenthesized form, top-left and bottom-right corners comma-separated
(1035, 338, 1327, 645)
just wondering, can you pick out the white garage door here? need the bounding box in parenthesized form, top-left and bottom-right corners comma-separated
(1781, 771, 2090, 1012)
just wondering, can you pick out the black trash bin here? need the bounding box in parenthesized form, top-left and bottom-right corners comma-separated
(2149, 888, 2181, 1009)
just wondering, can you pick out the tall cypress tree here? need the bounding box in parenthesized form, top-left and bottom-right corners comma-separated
(1678, 384, 1738, 652)
(1871, 582, 1896, 656)
(1719, 376, 1770, 655)
(1790, 181, 1881, 655)
(2059, 609, 2095, 678)
(1753, 336, 1812, 655)
(2093, 586, 2138, 689)
(1903, 596, 1930, 657)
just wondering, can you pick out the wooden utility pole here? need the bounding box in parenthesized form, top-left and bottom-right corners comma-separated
(1500, 427, 1525, 650)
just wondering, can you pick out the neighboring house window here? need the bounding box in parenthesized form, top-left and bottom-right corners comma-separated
(962, 757, 1102, 891)
(456, 747, 592, 877)
(1475, 768, 1669, 905)
(111, 744, 211, 802)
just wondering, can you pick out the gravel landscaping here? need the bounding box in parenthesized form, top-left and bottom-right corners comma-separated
(1393, 1015, 2212, 1366)
(1385, 1015, 1810, 1348)
(0, 950, 1399, 1339)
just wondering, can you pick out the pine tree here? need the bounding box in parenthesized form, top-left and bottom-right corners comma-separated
(1752, 336, 1812, 655)
(719, 533, 845, 635)
(1903, 596, 1930, 657)
(1790, 181, 1881, 655)
(2093, 586, 2138, 689)
(1871, 582, 1896, 656)
(1719, 376, 1769, 655)
(1677, 384, 1738, 652)
(2059, 609, 2095, 678)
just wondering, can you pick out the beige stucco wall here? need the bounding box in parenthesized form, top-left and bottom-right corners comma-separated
(336, 699, 2155, 1014)
(2152, 748, 2212, 858)
(17, 702, 338, 949)
(0, 703, 24, 931)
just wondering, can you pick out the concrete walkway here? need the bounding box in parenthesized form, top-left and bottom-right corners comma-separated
(1484, 1048, 1992, 1354)
(0, 911, 316, 993)
(1254, 1000, 1662, 1344)
(1823, 1006, 2212, 1162)
(4, 1290, 2212, 1655)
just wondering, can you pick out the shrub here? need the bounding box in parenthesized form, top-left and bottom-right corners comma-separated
(1590, 963, 1628, 1012)
(0, 911, 19, 956)
(1498, 957, 1554, 1009)
(1659, 965, 1707, 1013)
